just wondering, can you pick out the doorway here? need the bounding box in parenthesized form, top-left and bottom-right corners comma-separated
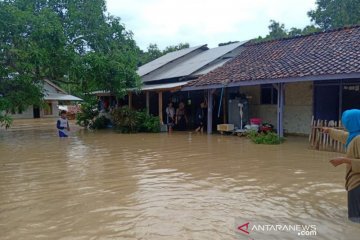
(33, 106, 40, 118)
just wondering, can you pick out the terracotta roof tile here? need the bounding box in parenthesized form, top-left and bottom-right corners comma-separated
(189, 26, 360, 87)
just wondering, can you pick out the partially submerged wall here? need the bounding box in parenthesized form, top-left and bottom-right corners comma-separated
(10, 100, 60, 119)
(240, 82, 313, 135)
(9, 106, 34, 119)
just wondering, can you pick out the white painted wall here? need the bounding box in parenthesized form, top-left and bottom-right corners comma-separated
(240, 82, 313, 135)
(10, 106, 34, 119)
(10, 82, 61, 119)
(42, 101, 60, 118)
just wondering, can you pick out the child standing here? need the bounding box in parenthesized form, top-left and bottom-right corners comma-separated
(57, 110, 70, 137)
(324, 109, 360, 223)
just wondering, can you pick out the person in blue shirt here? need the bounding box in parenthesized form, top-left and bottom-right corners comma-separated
(57, 110, 70, 137)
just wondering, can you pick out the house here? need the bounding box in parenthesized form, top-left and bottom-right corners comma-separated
(130, 41, 247, 125)
(184, 26, 360, 136)
(11, 80, 82, 119)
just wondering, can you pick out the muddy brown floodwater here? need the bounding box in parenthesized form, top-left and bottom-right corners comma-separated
(1, 119, 360, 240)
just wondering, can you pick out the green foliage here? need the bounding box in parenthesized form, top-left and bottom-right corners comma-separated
(138, 42, 190, 66)
(111, 106, 139, 133)
(0, 77, 44, 114)
(0, 114, 13, 129)
(89, 115, 110, 130)
(267, 20, 288, 39)
(248, 130, 284, 145)
(163, 43, 190, 55)
(256, 0, 360, 43)
(76, 97, 99, 128)
(308, 0, 360, 30)
(0, 0, 140, 124)
(111, 107, 160, 133)
(0, 76, 44, 127)
(255, 20, 321, 43)
(218, 41, 239, 46)
(137, 110, 161, 133)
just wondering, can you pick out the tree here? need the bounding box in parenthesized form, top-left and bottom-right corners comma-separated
(308, 0, 360, 30)
(267, 20, 288, 39)
(163, 43, 190, 55)
(255, 20, 321, 43)
(288, 27, 303, 37)
(138, 42, 190, 66)
(255, 20, 289, 42)
(0, 0, 140, 127)
(218, 41, 239, 47)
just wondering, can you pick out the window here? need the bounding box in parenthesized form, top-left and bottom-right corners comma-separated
(44, 102, 53, 115)
(261, 84, 278, 104)
(342, 84, 360, 111)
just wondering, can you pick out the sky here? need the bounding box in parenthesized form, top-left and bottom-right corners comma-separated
(106, 0, 316, 50)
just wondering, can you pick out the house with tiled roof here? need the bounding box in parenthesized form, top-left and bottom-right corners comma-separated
(184, 25, 360, 136)
(91, 42, 247, 126)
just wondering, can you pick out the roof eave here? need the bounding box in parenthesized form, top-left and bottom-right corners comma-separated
(182, 72, 360, 91)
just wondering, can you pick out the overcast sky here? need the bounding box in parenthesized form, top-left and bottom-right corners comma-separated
(106, 0, 316, 50)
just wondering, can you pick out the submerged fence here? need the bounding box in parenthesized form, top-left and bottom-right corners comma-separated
(309, 116, 346, 153)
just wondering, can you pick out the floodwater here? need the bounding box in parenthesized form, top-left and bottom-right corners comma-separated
(1, 119, 360, 240)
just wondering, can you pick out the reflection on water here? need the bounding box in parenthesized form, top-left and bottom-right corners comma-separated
(1, 119, 360, 239)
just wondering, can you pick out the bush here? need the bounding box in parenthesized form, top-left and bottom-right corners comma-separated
(76, 100, 99, 128)
(111, 107, 160, 133)
(0, 114, 13, 129)
(137, 110, 160, 133)
(111, 106, 139, 133)
(248, 130, 284, 144)
(89, 115, 110, 130)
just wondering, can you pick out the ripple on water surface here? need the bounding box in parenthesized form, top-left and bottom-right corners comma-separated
(0, 119, 360, 239)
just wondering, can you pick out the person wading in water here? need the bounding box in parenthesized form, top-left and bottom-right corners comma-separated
(323, 109, 360, 223)
(57, 110, 70, 137)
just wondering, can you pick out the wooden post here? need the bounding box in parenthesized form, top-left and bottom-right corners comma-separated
(223, 88, 227, 123)
(146, 91, 150, 114)
(158, 91, 163, 124)
(207, 89, 213, 134)
(128, 91, 133, 109)
(277, 83, 285, 138)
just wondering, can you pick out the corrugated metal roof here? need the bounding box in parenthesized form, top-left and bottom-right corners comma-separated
(143, 41, 246, 82)
(44, 93, 83, 101)
(192, 58, 231, 76)
(44, 79, 66, 94)
(139, 81, 188, 91)
(91, 82, 189, 94)
(137, 45, 208, 77)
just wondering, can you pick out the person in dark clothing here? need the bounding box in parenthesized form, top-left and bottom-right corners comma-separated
(175, 102, 187, 131)
(195, 102, 207, 133)
(166, 102, 175, 133)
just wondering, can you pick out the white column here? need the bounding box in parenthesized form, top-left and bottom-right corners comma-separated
(158, 91, 163, 124)
(277, 83, 285, 138)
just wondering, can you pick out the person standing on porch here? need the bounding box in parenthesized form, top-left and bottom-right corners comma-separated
(323, 109, 360, 223)
(195, 101, 206, 133)
(165, 102, 175, 133)
(176, 102, 187, 131)
(57, 110, 70, 137)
